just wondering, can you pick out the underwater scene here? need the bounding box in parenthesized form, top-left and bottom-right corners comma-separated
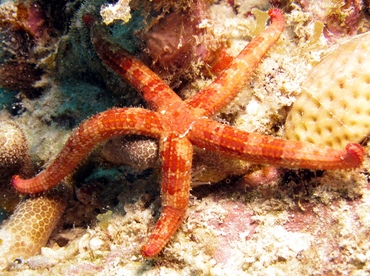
(0, 0, 369, 274)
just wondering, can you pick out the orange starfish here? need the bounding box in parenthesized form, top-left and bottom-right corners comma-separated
(12, 9, 364, 258)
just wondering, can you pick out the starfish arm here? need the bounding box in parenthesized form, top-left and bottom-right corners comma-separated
(89, 20, 183, 112)
(186, 8, 285, 116)
(141, 133, 192, 257)
(189, 118, 364, 170)
(12, 108, 165, 194)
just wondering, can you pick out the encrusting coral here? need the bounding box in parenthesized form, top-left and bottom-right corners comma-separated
(285, 32, 370, 149)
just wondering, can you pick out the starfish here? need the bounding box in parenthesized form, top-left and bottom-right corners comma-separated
(12, 9, 364, 258)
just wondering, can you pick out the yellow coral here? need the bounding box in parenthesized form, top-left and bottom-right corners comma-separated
(0, 187, 68, 270)
(285, 32, 370, 148)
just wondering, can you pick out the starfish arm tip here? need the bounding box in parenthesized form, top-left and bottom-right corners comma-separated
(268, 8, 284, 17)
(268, 8, 285, 29)
(11, 174, 23, 191)
(11, 174, 42, 194)
(141, 245, 158, 258)
(345, 143, 365, 168)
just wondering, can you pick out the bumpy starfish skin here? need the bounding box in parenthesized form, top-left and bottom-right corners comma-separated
(12, 9, 364, 257)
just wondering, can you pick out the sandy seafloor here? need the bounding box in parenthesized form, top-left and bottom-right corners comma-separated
(0, 0, 370, 275)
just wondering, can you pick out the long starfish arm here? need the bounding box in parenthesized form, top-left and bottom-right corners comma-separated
(89, 20, 183, 112)
(12, 108, 165, 194)
(186, 8, 285, 116)
(189, 118, 364, 170)
(141, 134, 192, 257)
